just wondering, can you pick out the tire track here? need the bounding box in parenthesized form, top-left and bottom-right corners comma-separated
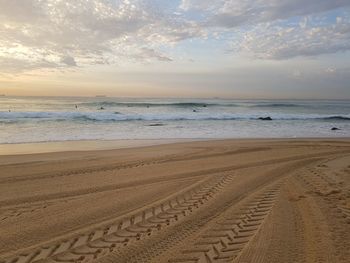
(99, 158, 321, 263)
(1, 173, 235, 263)
(0, 197, 81, 222)
(0, 172, 207, 207)
(0, 158, 161, 184)
(2, 150, 347, 208)
(0, 147, 268, 184)
(157, 147, 270, 165)
(296, 167, 348, 220)
(1, 150, 348, 263)
(295, 162, 350, 262)
(167, 183, 282, 263)
(0, 203, 50, 222)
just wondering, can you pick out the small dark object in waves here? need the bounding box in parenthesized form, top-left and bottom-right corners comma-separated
(258, 116, 273, 121)
(193, 109, 197, 112)
(331, 127, 340, 131)
(99, 107, 105, 110)
(148, 123, 165, 127)
(203, 104, 207, 107)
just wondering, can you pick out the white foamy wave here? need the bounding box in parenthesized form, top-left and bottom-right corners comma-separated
(1, 98, 350, 144)
(1, 111, 350, 123)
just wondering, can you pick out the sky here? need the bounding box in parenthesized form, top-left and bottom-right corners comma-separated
(0, 0, 350, 99)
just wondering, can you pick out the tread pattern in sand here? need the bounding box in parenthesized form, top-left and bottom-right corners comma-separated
(295, 164, 350, 262)
(167, 184, 282, 263)
(0, 147, 269, 185)
(1, 173, 235, 263)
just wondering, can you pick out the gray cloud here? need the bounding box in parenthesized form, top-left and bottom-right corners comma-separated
(60, 55, 77, 67)
(0, 0, 44, 22)
(0, 0, 202, 73)
(236, 18, 350, 59)
(179, 0, 350, 60)
(0, 0, 349, 74)
(137, 48, 173, 62)
(180, 0, 350, 60)
(0, 57, 59, 73)
(181, 0, 350, 27)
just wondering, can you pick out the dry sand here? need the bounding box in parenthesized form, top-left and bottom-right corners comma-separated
(0, 139, 349, 263)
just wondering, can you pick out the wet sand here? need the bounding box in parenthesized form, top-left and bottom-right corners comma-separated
(0, 139, 194, 156)
(0, 139, 350, 263)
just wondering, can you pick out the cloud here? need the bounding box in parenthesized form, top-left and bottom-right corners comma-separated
(180, 0, 350, 27)
(0, 0, 349, 74)
(137, 48, 173, 62)
(235, 17, 350, 59)
(60, 55, 77, 66)
(0, 56, 59, 73)
(179, 0, 350, 60)
(180, 0, 217, 12)
(0, 0, 44, 22)
(0, 0, 202, 73)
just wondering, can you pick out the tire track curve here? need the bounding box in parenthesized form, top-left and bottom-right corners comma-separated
(1, 173, 236, 263)
(167, 183, 282, 263)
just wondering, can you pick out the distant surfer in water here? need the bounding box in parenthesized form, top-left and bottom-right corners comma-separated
(75, 105, 78, 109)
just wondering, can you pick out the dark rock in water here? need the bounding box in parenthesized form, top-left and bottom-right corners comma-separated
(99, 107, 105, 110)
(193, 109, 197, 112)
(148, 123, 165, 127)
(258, 117, 273, 121)
(331, 127, 340, 131)
(203, 105, 207, 107)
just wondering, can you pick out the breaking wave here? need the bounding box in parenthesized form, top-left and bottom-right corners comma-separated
(1, 111, 349, 122)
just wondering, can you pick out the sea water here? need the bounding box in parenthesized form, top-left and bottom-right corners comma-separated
(0, 96, 349, 144)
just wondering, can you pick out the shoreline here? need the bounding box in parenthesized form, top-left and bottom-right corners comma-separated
(0, 138, 200, 156)
(1, 137, 349, 156)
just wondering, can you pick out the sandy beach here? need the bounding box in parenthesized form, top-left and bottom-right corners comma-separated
(0, 139, 350, 263)
(1, 0, 349, 262)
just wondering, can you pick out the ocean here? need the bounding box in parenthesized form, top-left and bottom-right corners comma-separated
(0, 96, 349, 144)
